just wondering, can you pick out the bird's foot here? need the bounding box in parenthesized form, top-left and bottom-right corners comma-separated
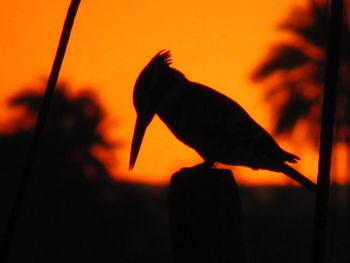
(197, 160, 214, 168)
(185, 160, 215, 170)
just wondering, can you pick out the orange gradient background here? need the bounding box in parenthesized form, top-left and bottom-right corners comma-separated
(2, 0, 344, 186)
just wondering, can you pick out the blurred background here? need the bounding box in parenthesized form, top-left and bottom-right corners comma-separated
(0, 0, 349, 262)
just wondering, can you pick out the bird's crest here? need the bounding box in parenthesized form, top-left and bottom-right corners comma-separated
(146, 50, 172, 70)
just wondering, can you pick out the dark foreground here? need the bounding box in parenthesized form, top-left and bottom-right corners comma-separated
(1, 173, 349, 263)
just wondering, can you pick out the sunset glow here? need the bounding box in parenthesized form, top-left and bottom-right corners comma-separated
(2, 0, 342, 186)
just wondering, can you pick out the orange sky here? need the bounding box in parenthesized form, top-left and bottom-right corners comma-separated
(1, 0, 333, 186)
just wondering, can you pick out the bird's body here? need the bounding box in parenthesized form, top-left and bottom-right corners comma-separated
(157, 81, 296, 169)
(130, 50, 316, 191)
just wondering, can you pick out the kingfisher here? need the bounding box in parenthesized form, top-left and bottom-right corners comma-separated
(129, 50, 317, 191)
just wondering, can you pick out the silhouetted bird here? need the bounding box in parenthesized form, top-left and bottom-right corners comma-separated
(129, 50, 317, 191)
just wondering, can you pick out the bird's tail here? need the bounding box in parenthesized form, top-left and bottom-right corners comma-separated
(281, 164, 317, 192)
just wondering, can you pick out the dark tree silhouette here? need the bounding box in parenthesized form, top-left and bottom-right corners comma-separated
(0, 84, 116, 261)
(4, 84, 114, 182)
(252, 0, 350, 148)
(0, 83, 174, 263)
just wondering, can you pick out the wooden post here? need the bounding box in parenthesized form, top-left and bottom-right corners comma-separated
(168, 167, 246, 263)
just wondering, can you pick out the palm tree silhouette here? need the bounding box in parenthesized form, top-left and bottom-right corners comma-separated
(251, 0, 350, 178)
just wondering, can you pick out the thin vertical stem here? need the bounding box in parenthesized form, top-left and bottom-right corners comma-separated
(0, 1, 81, 262)
(312, 0, 343, 263)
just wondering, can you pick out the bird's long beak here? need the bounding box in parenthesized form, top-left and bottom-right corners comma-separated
(129, 115, 153, 170)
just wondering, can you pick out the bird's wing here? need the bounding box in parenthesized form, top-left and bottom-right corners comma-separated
(169, 82, 298, 166)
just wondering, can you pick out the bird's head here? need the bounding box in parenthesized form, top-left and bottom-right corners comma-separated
(129, 50, 173, 170)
